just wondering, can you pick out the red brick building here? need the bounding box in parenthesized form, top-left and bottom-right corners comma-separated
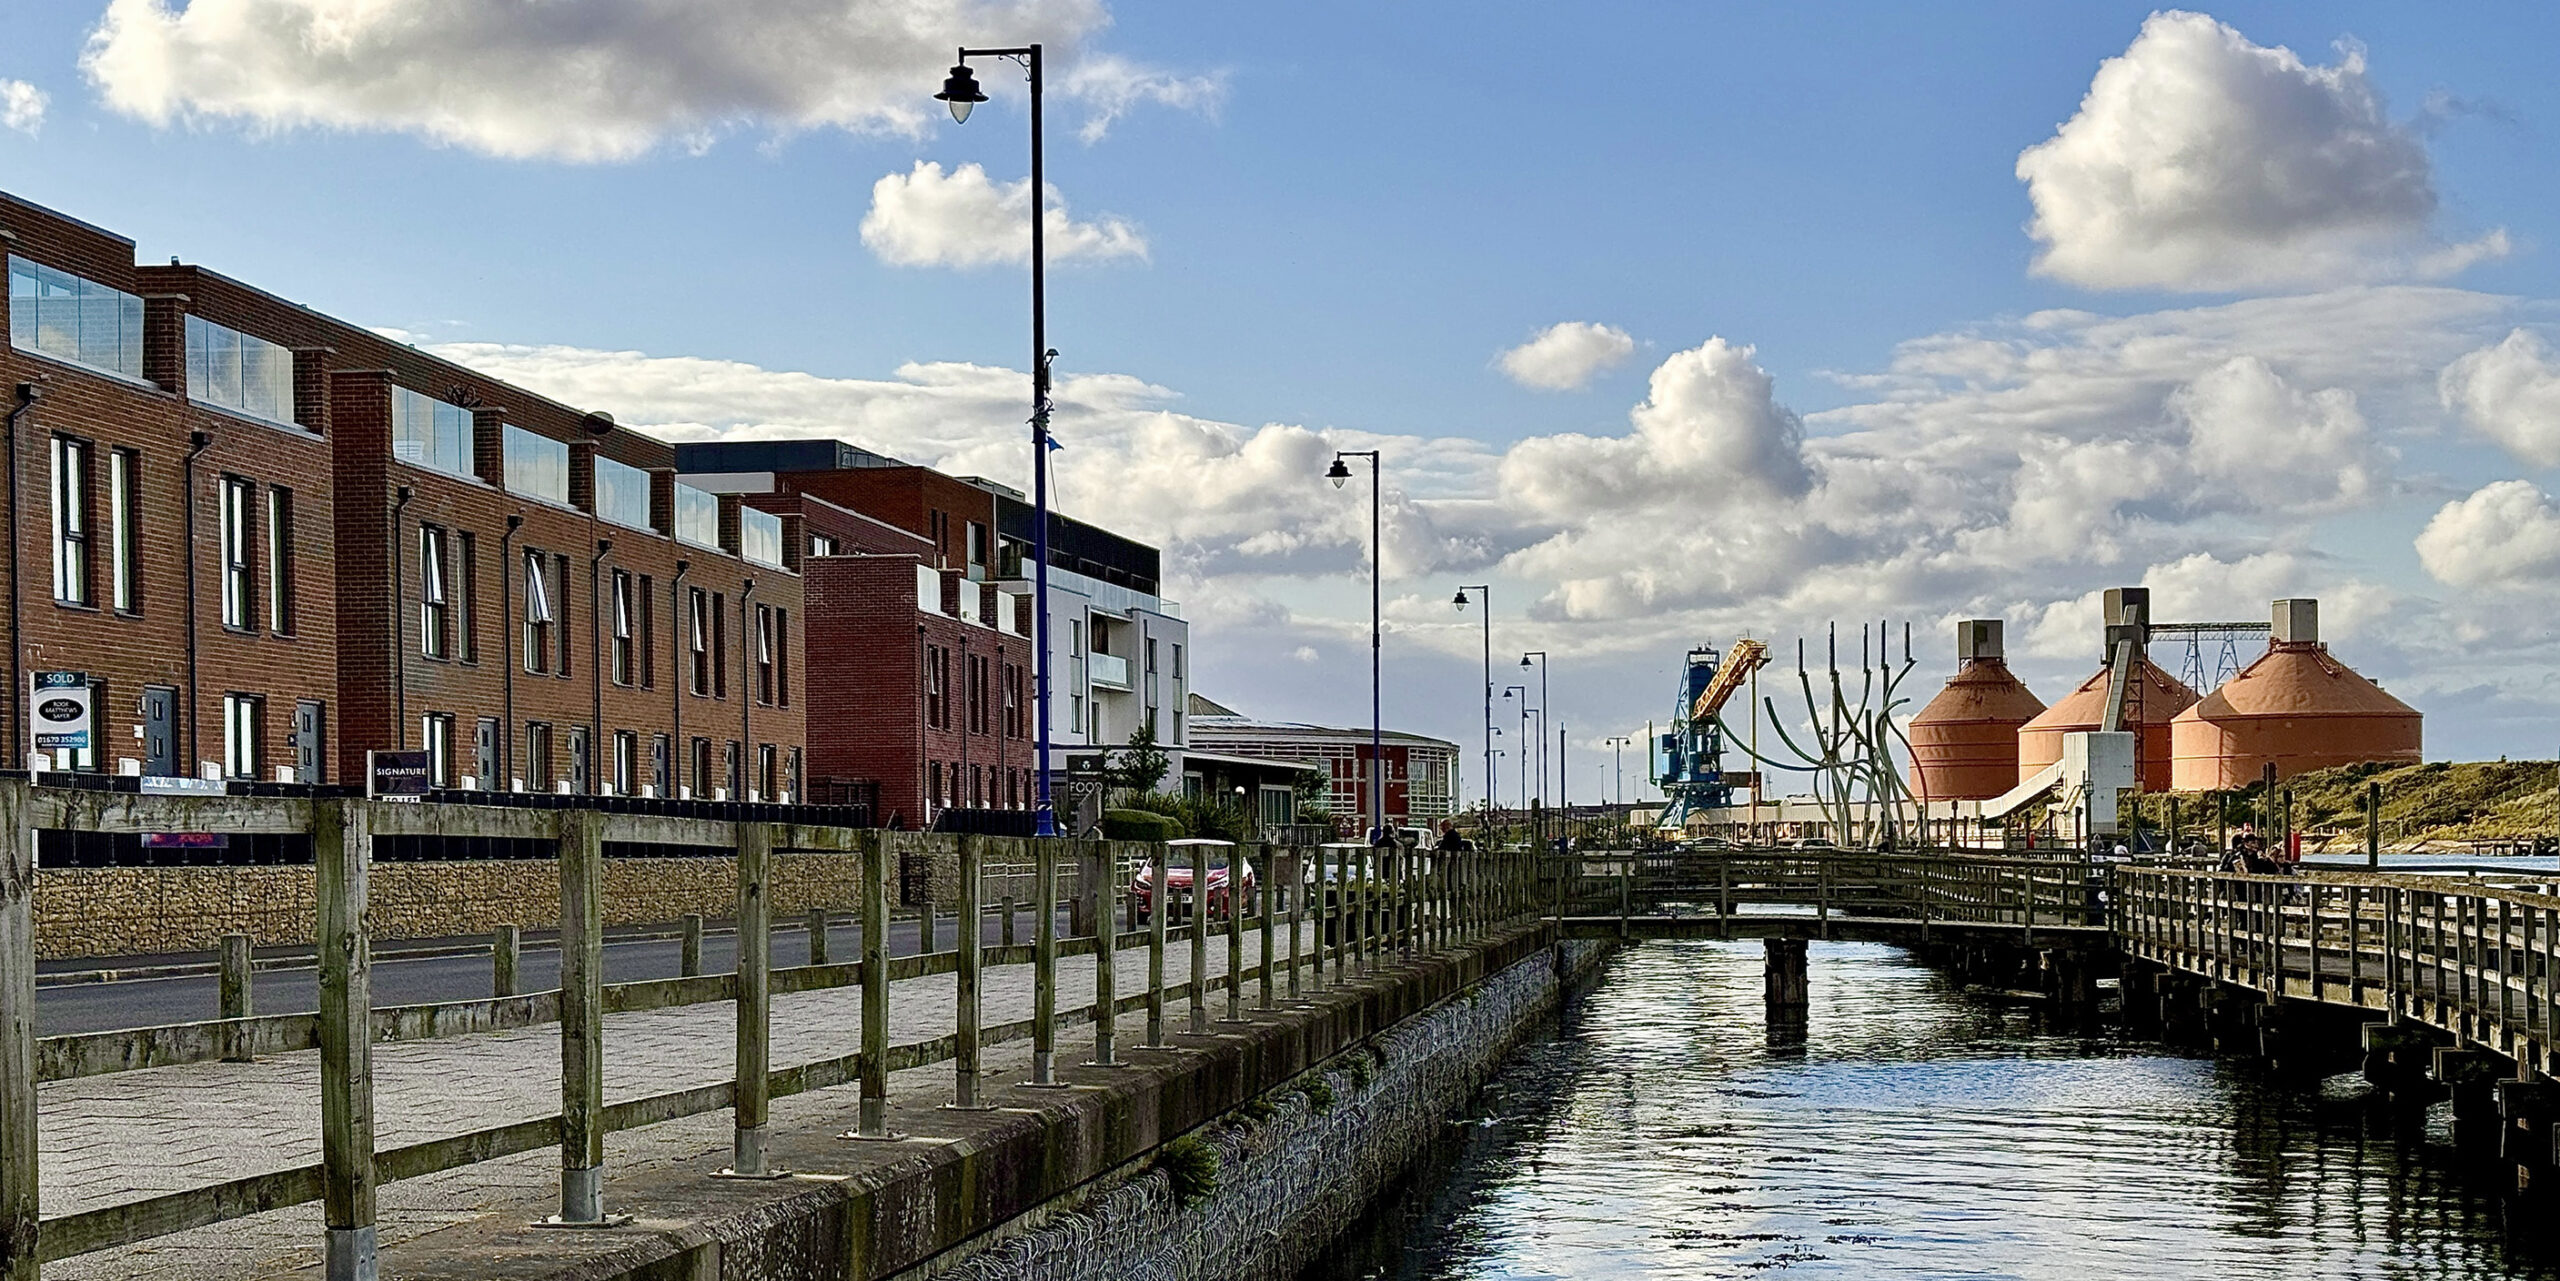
(758, 489, 1031, 826)
(2, 190, 803, 801)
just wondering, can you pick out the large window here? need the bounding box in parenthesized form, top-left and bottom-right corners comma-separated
(109, 448, 137, 613)
(775, 608, 790, 706)
(638, 574, 656, 689)
(8, 257, 143, 379)
(419, 525, 451, 659)
(688, 587, 710, 695)
(502, 424, 569, 505)
(741, 507, 784, 568)
(267, 488, 295, 633)
(51, 436, 91, 605)
(390, 387, 475, 478)
(611, 570, 635, 686)
(185, 315, 294, 423)
(456, 532, 477, 661)
(926, 644, 948, 729)
(526, 722, 553, 792)
(220, 476, 254, 629)
(810, 532, 840, 558)
(223, 694, 262, 780)
(755, 604, 775, 705)
(594, 455, 652, 530)
(614, 731, 637, 796)
(523, 549, 555, 674)
(423, 714, 454, 788)
(673, 483, 720, 548)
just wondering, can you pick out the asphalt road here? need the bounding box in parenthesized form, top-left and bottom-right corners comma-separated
(36, 907, 1070, 1037)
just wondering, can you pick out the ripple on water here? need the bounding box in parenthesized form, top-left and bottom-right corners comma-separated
(1302, 941, 2560, 1281)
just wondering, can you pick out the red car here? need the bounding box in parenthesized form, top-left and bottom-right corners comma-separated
(1131, 842, 1255, 922)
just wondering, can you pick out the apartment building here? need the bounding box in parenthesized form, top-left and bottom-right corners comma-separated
(0, 190, 804, 803)
(1184, 695, 1462, 826)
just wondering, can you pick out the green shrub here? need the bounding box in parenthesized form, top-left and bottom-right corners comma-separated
(1298, 1080, 1336, 1113)
(1158, 1134, 1220, 1207)
(1103, 808, 1185, 842)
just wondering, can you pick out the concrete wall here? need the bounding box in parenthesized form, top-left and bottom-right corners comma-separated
(937, 938, 1612, 1281)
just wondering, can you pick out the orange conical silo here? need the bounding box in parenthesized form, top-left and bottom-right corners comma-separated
(2170, 599, 2420, 789)
(2017, 661, 2199, 794)
(1911, 620, 2047, 801)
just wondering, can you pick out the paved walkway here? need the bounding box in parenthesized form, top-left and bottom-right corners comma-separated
(40, 931, 1323, 1280)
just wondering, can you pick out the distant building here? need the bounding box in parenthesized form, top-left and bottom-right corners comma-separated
(1184, 694, 1461, 827)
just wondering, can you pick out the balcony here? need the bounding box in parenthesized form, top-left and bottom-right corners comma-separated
(1089, 651, 1132, 690)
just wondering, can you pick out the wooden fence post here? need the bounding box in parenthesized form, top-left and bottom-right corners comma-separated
(2, 781, 39, 1281)
(550, 808, 619, 1226)
(1002, 894, 1017, 948)
(954, 835, 989, 1106)
(680, 913, 704, 978)
(722, 822, 782, 1177)
(1188, 844, 1210, 1034)
(314, 797, 379, 1276)
(919, 896, 936, 955)
(1287, 847, 1305, 998)
(1090, 839, 1120, 1066)
(1147, 847, 1168, 1045)
(1223, 846, 1247, 1021)
(492, 923, 520, 998)
(806, 906, 830, 966)
(1257, 854, 1275, 1011)
(848, 831, 902, 1137)
(1030, 836, 1061, 1085)
(219, 932, 254, 1062)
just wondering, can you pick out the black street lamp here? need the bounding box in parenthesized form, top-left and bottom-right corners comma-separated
(937, 45, 1061, 836)
(1328, 449, 1383, 842)
(1602, 735, 1632, 811)
(1502, 685, 1527, 810)
(1453, 585, 1492, 818)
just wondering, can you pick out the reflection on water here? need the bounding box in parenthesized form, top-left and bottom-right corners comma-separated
(1306, 941, 2557, 1280)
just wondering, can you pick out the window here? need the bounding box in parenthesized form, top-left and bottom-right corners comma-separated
(711, 592, 726, 696)
(456, 533, 478, 662)
(1005, 664, 1022, 738)
(554, 553, 572, 678)
(971, 654, 989, 735)
(967, 521, 988, 571)
(390, 387, 475, 478)
(810, 532, 840, 558)
(219, 476, 254, 629)
(1071, 618, 1083, 657)
(1147, 638, 1158, 675)
(688, 587, 710, 695)
(423, 714, 454, 788)
(419, 525, 450, 659)
(726, 741, 741, 797)
(51, 436, 91, 605)
(8, 256, 143, 379)
(741, 507, 784, 568)
(926, 644, 948, 728)
(594, 455, 653, 530)
(755, 604, 775, 704)
(108, 448, 137, 613)
(523, 548, 554, 674)
(638, 574, 656, 689)
(673, 483, 720, 548)
(690, 736, 712, 797)
(775, 608, 790, 706)
(501, 424, 570, 505)
(1171, 642, 1184, 681)
(758, 744, 777, 802)
(614, 731, 637, 796)
(223, 694, 262, 780)
(526, 722, 553, 791)
(266, 487, 294, 633)
(611, 571, 635, 686)
(184, 314, 294, 423)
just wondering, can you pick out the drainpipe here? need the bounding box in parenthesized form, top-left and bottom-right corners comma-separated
(4, 381, 40, 767)
(590, 538, 611, 794)
(917, 620, 929, 824)
(671, 559, 689, 794)
(960, 630, 973, 809)
(500, 513, 522, 785)
(389, 486, 413, 747)
(739, 576, 755, 799)
(182, 430, 214, 772)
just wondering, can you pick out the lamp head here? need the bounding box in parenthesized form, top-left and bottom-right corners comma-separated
(1452, 588, 1469, 611)
(936, 64, 988, 122)
(1325, 457, 1352, 489)
(1519, 653, 1533, 669)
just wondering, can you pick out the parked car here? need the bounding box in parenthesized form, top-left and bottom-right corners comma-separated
(1130, 841, 1254, 923)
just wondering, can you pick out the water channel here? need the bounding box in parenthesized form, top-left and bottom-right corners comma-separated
(1305, 940, 2559, 1280)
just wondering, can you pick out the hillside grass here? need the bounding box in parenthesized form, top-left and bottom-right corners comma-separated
(2124, 759, 2560, 852)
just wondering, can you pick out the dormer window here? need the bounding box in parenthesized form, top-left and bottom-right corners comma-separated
(185, 315, 295, 424)
(8, 257, 143, 380)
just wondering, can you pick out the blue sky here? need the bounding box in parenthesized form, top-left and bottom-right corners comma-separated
(7, 3, 2560, 797)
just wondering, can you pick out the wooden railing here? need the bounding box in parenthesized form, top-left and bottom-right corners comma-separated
(1543, 848, 2107, 933)
(2113, 865, 2560, 1056)
(0, 783, 1551, 1278)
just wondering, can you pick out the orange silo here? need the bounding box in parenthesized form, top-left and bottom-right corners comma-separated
(2016, 588, 2199, 793)
(1910, 620, 2046, 801)
(2170, 599, 2420, 789)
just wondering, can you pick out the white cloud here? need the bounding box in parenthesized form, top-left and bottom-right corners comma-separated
(2170, 356, 2375, 510)
(860, 161, 1145, 268)
(1497, 322, 1636, 391)
(0, 81, 46, 136)
(79, 0, 1211, 161)
(2441, 329, 2560, 467)
(2016, 10, 2505, 291)
(2416, 480, 2560, 590)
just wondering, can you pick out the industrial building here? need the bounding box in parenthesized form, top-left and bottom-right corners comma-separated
(1184, 694, 1461, 829)
(1907, 620, 2045, 803)
(2168, 599, 2421, 789)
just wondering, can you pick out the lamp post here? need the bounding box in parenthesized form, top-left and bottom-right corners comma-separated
(1502, 686, 1527, 810)
(937, 47, 1063, 837)
(1327, 451, 1384, 844)
(1520, 650, 1548, 845)
(1602, 735, 1631, 811)
(1453, 585, 1492, 817)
